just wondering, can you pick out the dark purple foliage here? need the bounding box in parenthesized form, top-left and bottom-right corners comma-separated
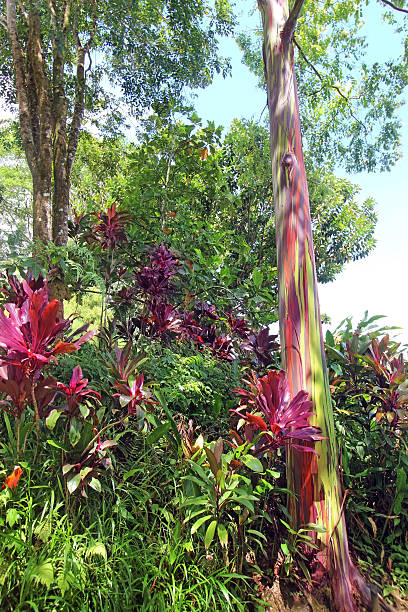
(241, 327, 280, 367)
(147, 301, 181, 337)
(134, 243, 178, 299)
(226, 312, 252, 339)
(193, 301, 219, 321)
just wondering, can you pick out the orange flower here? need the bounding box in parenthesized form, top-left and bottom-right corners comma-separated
(2, 466, 23, 490)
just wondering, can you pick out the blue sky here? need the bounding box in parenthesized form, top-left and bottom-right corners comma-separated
(192, 1, 408, 343)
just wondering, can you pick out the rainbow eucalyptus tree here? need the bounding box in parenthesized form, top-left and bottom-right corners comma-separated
(257, 0, 374, 609)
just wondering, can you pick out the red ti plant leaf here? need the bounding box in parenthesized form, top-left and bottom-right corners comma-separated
(233, 370, 324, 455)
(147, 301, 181, 337)
(226, 312, 253, 339)
(0, 286, 97, 379)
(55, 366, 101, 420)
(0, 273, 47, 307)
(90, 203, 131, 251)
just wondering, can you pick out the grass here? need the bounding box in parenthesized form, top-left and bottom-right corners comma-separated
(0, 432, 251, 612)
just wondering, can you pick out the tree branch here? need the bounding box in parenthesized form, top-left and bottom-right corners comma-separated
(282, 0, 306, 42)
(379, 0, 408, 14)
(294, 37, 368, 134)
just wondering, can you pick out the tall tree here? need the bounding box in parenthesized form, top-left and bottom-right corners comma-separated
(0, 0, 235, 245)
(257, 0, 390, 609)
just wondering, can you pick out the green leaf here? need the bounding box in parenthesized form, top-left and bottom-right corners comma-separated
(79, 404, 90, 419)
(62, 463, 75, 475)
(191, 514, 213, 534)
(69, 419, 81, 447)
(45, 409, 61, 430)
(154, 389, 181, 447)
(6, 508, 19, 527)
(241, 454, 264, 473)
(217, 522, 228, 548)
(205, 520, 217, 549)
(253, 268, 264, 289)
(67, 474, 81, 494)
(146, 422, 172, 446)
(47, 439, 69, 452)
(89, 477, 102, 492)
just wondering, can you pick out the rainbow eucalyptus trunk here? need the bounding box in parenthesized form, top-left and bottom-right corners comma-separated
(258, 1, 370, 609)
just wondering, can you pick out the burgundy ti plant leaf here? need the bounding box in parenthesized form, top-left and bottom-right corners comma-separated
(147, 301, 181, 337)
(226, 312, 252, 339)
(0, 273, 47, 307)
(241, 327, 280, 368)
(0, 365, 56, 419)
(233, 370, 324, 455)
(104, 342, 147, 382)
(135, 243, 178, 299)
(178, 310, 203, 343)
(200, 324, 234, 361)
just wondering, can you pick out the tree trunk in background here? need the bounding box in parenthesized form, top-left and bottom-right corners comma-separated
(5, 0, 88, 247)
(32, 176, 52, 243)
(257, 1, 370, 609)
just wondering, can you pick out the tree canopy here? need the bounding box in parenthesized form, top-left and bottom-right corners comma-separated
(0, 0, 235, 243)
(238, 0, 408, 172)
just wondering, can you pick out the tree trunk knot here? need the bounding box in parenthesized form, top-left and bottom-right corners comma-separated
(281, 152, 295, 168)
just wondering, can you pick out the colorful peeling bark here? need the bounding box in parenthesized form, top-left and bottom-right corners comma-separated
(257, 1, 371, 609)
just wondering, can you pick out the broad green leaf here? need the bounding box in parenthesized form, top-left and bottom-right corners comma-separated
(46, 409, 61, 430)
(87, 542, 107, 561)
(47, 439, 69, 452)
(79, 404, 90, 419)
(205, 520, 217, 549)
(89, 478, 102, 492)
(69, 419, 81, 447)
(253, 268, 264, 289)
(6, 508, 19, 527)
(191, 514, 213, 534)
(67, 474, 81, 494)
(62, 463, 75, 475)
(241, 454, 264, 473)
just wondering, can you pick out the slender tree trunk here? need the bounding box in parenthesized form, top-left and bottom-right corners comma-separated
(258, 1, 371, 610)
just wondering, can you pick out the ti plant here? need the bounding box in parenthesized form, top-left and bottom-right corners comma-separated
(181, 436, 266, 570)
(0, 276, 97, 458)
